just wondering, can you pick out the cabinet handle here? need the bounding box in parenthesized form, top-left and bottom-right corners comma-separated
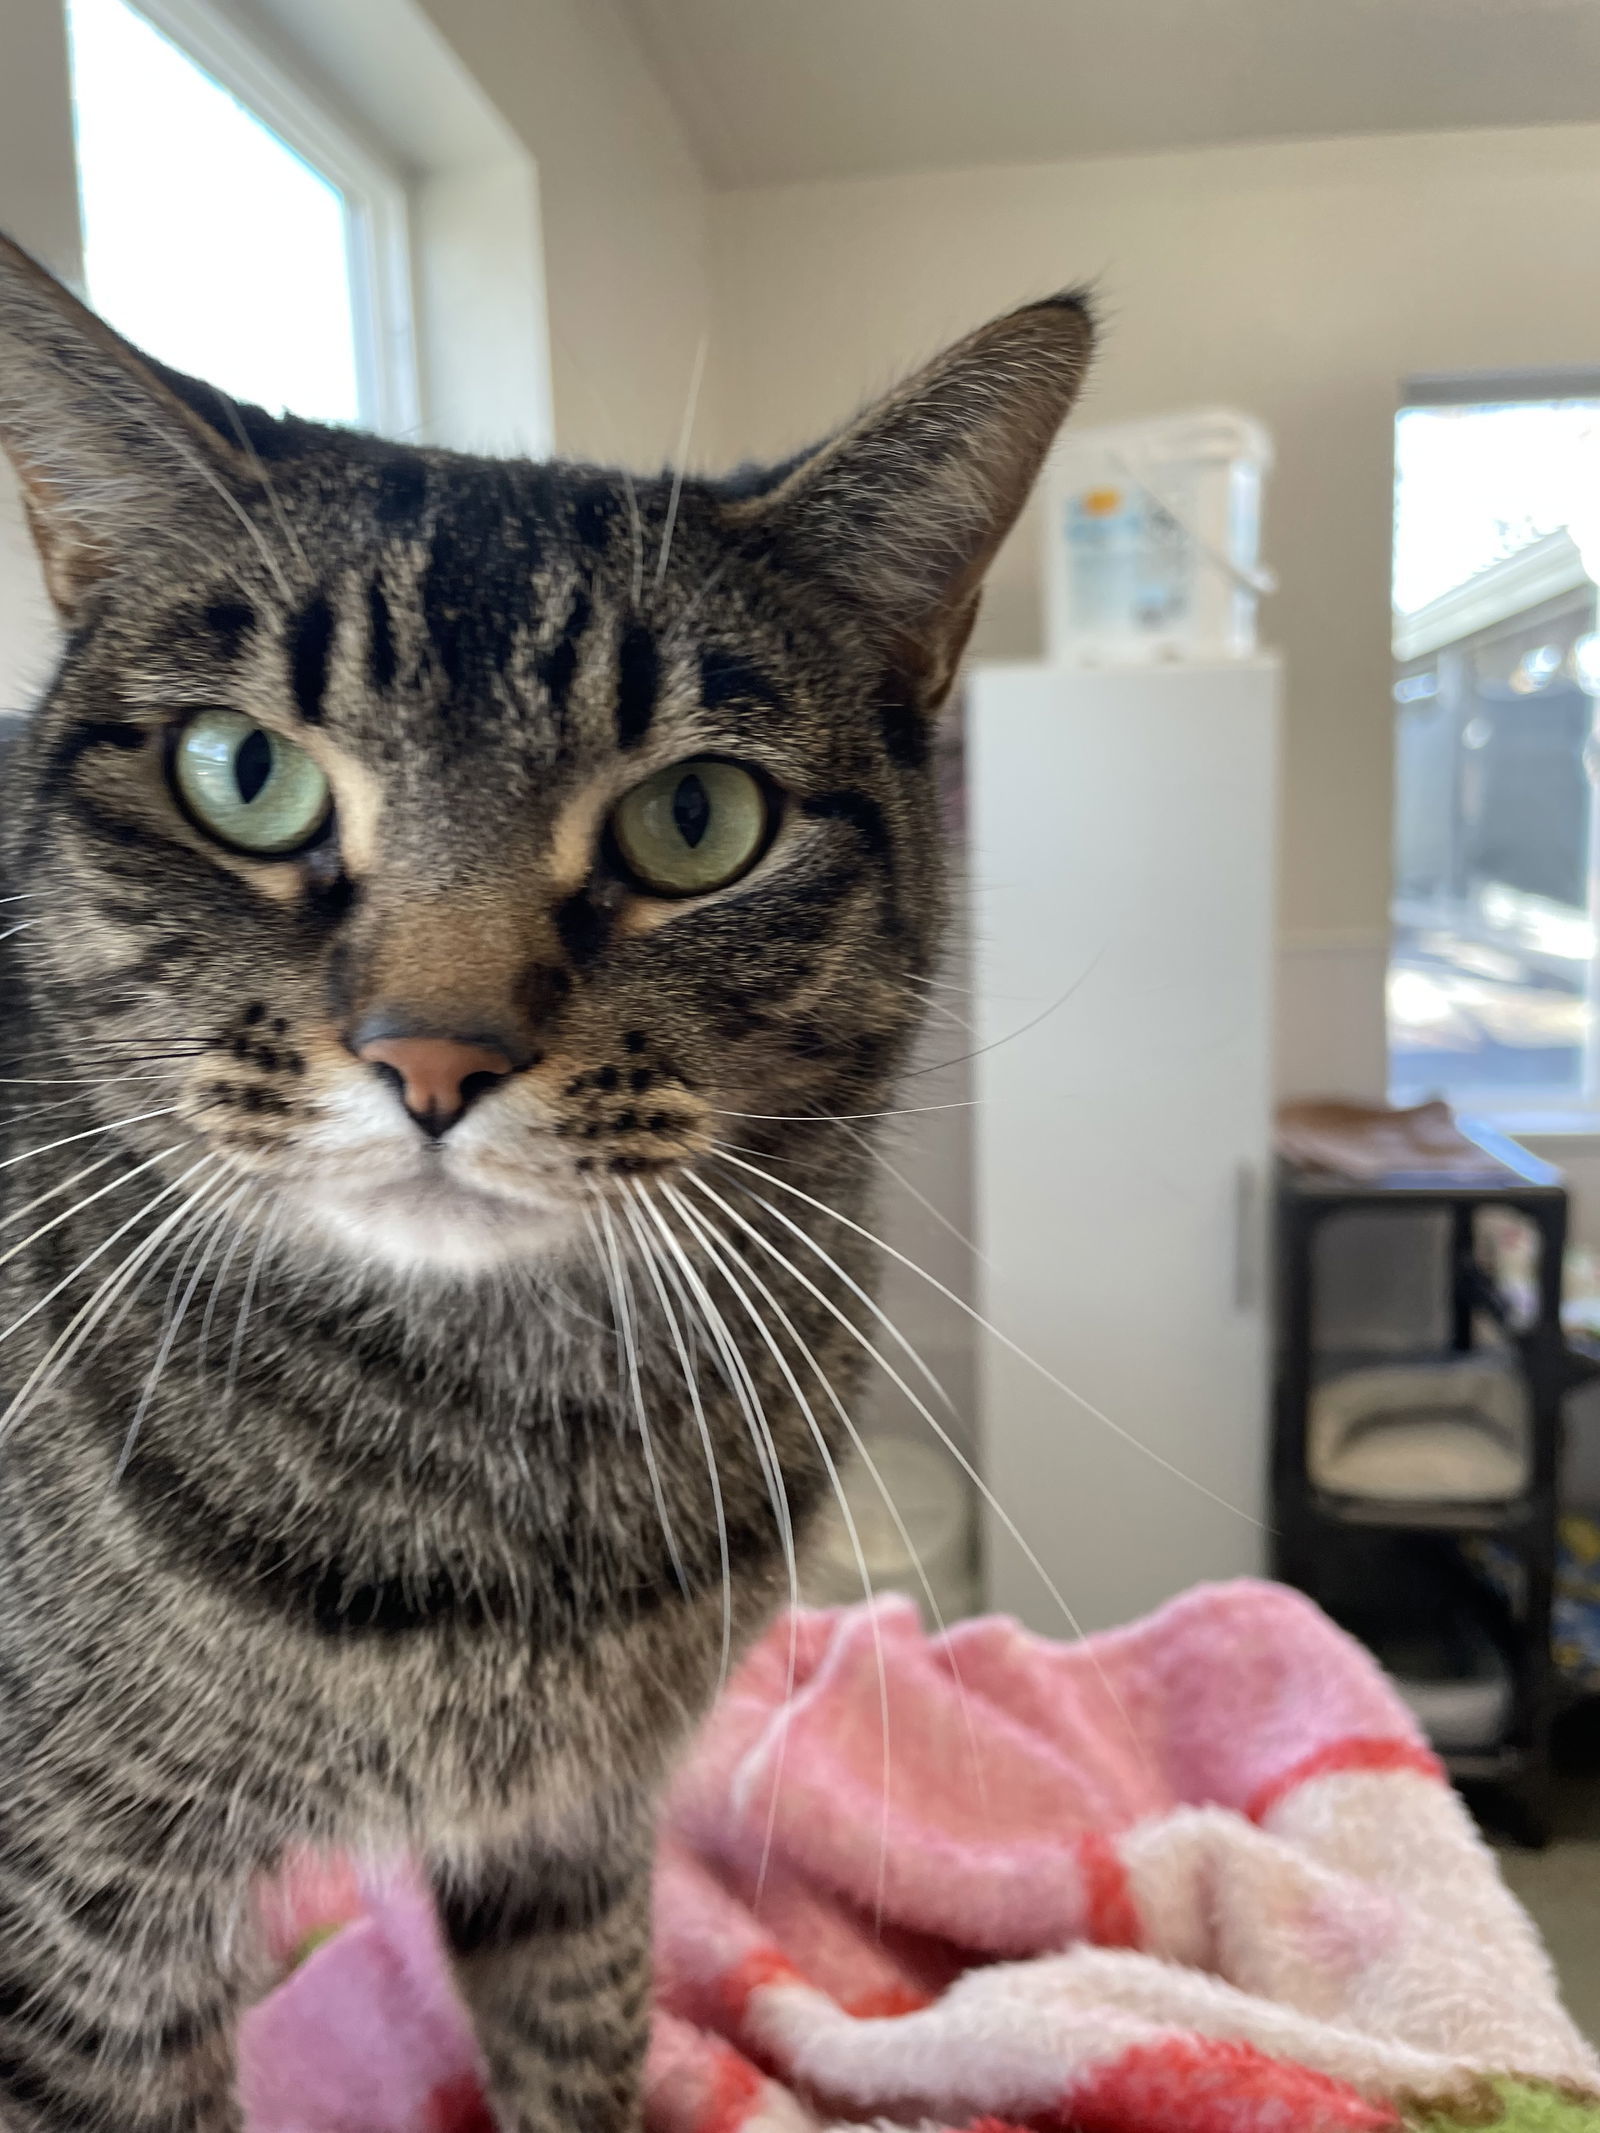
(1234, 1162, 1261, 1312)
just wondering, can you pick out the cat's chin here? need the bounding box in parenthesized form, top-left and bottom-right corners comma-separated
(294, 1169, 581, 1276)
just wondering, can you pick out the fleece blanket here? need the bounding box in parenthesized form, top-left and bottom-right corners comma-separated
(240, 1581, 1600, 2133)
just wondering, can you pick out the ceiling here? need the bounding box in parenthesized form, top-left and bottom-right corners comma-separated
(617, 0, 1600, 190)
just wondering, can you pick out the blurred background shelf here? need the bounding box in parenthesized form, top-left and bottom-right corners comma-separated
(1272, 1117, 1592, 1844)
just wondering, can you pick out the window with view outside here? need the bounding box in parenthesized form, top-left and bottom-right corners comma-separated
(65, 0, 361, 425)
(1389, 389, 1600, 1116)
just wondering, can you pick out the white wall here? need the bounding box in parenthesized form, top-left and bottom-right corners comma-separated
(0, 0, 80, 722)
(415, 0, 712, 468)
(708, 123, 1600, 1003)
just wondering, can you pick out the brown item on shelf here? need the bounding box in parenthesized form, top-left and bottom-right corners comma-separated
(1274, 1098, 1490, 1181)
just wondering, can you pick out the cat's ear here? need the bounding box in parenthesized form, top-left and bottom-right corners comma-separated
(743, 292, 1095, 705)
(0, 233, 258, 617)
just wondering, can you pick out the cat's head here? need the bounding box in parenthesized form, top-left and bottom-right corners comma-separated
(0, 238, 1091, 1274)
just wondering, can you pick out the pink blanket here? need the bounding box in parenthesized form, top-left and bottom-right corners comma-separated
(241, 1582, 1600, 2132)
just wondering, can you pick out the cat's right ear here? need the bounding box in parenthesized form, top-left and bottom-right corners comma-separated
(734, 292, 1095, 713)
(0, 234, 255, 618)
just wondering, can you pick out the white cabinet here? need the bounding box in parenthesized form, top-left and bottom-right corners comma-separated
(967, 658, 1279, 1632)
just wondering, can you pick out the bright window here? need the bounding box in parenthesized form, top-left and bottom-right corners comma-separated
(65, 0, 417, 433)
(1388, 380, 1600, 1119)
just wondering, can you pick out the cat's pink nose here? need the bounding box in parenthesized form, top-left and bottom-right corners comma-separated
(356, 1033, 513, 1137)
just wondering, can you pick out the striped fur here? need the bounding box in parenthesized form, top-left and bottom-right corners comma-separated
(0, 234, 1092, 2131)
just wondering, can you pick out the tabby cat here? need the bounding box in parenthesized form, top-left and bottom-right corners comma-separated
(0, 233, 1091, 2133)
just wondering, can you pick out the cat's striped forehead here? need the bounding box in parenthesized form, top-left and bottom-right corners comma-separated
(132, 449, 849, 811)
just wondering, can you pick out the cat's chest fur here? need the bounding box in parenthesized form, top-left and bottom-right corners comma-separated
(0, 1126, 817, 1852)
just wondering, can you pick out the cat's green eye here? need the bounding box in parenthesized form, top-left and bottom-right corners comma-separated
(609, 759, 772, 898)
(172, 710, 331, 856)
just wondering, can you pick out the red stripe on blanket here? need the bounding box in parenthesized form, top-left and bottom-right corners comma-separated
(1076, 1832, 1141, 1949)
(1247, 1735, 1445, 1823)
(1065, 2035, 1401, 2131)
(697, 2042, 767, 2133)
(422, 2073, 497, 2133)
(718, 1946, 807, 2026)
(723, 1943, 930, 2025)
(842, 1981, 933, 2018)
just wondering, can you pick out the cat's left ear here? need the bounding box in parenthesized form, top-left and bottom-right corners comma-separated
(741, 292, 1095, 710)
(0, 233, 260, 617)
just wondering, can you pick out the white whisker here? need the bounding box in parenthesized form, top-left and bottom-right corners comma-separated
(665, 1180, 895, 1928)
(197, 1196, 257, 1377)
(621, 1188, 733, 1689)
(906, 991, 974, 1038)
(716, 1149, 1266, 1532)
(660, 553, 734, 661)
(0, 1205, 200, 1446)
(114, 1172, 247, 1483)
(82, 1178, 215, 1369)
(0, 1107, 179, 1173)
(706, 1159, 953, 1415)
(0, 1144, 187, 1281)
(712, 1100, 980, 1124)
(582, 1195, 632, 1416)
(122, 393, 293, 600)
(0, 1149, 120, 1236)
(0, 1154, 215, 1433)
(85, 1159, 241, 1375)
(223, 1210, 276, 1417)
(0, 1093, 96, 1129)
(621, 466, 645, 613)
(0, 1078, 140, 1088)
(655, 333, 709, 588)
(630, 1187, 801, 1904)
(214, 389, 309, 576)
(836, 1117, 991, 1270)
(903, 945, 1107, 1084)
(709, 1169, 1119, 1630)
(591, 1196, 690, 1598)
(702, 1162, 1155, 1779)
(684, 1170, 991, 1815)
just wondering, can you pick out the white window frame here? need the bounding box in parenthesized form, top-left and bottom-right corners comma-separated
(1388, 367, 1600, 1134)
(73, 0, 422, 439)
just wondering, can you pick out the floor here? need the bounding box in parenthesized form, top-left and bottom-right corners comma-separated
(1494, 1719, 1600, 2044)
